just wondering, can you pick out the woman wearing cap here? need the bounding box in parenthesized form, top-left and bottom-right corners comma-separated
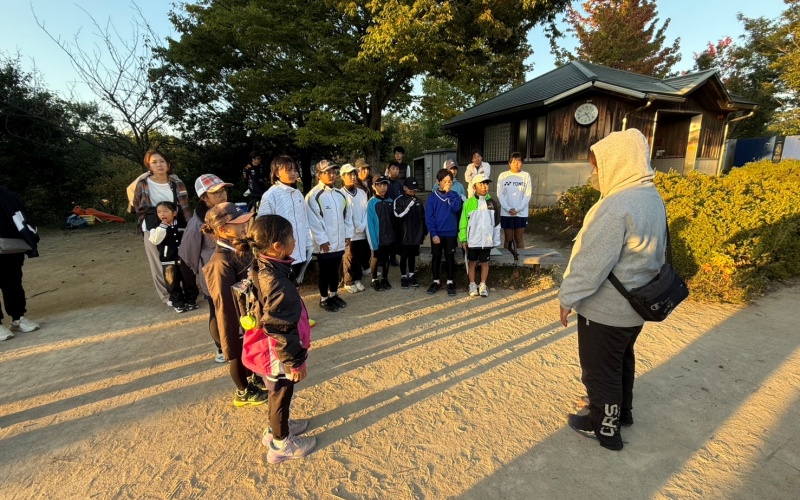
(202, 202, 268, 407)
(130, 150, 191, 306)
(178, 173, 234, 363)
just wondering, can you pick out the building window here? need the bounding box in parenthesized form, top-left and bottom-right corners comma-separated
(532, 115, 546, 157)
(517, 119, 528, 156)
(483, 122, 511, 162)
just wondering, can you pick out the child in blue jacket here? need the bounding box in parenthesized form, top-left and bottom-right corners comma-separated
(425, 169, 463, 296)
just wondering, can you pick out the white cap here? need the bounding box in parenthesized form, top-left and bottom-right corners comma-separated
(470, 174, 492, 186)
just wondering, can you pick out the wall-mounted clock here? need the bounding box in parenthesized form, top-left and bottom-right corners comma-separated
(574, 102, 599, 125)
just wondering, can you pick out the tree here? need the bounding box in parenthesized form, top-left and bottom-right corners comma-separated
(551, 0, 680, 78)
(0, 56, 104, 223)
(693, 30, 780, 138)
(34, 3, 170, 165)
(156, 0, 571, 188)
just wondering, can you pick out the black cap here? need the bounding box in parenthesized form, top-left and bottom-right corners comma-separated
(403, 177, 419, 190)
(372, 174, 391, 185)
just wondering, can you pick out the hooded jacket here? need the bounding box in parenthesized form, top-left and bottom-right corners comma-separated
(341, 185, 369, 242)
(306, 182, 354, 254)
(559, 128, 667, 328)
(241, 255, 311, 379)
(258, 182, 314, 262)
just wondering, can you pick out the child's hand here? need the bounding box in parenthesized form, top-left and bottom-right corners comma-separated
(432, 236, 440, 244)
(462, 242, 467, 251)
(290, 365, 307, 382)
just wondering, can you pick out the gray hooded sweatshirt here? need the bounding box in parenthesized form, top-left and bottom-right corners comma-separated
(559, 128, 667, 327)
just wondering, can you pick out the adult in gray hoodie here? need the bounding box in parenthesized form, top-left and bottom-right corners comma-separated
(558, 128, 667, 451)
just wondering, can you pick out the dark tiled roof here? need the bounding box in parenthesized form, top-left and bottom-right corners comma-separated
(443, 60, 749, 128)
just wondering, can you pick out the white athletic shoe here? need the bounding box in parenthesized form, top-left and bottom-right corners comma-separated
(362, 268, 371, 276)
(261, 419, 310, 446)
(214, 351, 226, 363)
(11, 316, 39, 332)
(355, 280, 365, 292)
(468, 283, 479, 297)
(479, 283, 489, 297)
(344, 283, 360, 293)
(0, 325, 14, 341)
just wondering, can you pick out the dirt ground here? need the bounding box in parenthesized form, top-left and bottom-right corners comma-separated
(1, 224, 798, 499)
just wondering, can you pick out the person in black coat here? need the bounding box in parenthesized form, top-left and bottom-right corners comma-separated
(393, 177, 427, 289)
(0, 186, 41, 340)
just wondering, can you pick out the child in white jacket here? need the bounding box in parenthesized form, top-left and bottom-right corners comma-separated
(306, 160, 354, 311)
(340, 164, 370, 293)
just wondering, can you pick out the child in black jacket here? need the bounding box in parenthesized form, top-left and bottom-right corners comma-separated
(393, 177, 427, 288)
(149, 201, 199, 313)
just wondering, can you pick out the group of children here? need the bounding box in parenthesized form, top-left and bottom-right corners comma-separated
(140, 149, 532, 464)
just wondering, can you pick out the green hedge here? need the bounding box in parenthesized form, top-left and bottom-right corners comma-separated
(657, 160, 800, 303)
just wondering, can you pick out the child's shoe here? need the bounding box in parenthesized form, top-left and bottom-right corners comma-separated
(409, 275, 420, 288)
(184, 302, 199, 311)
(355, 280, 365, 292)
(329, 295, 347, 309)
(479, 283, 489, 297)
(319, 298, 339, 312)
(214, 350, 226, 363)
(426, 282, 441, 295)
(372, 279, 384, 292)
(261, 419, 310, 446)
(447, 282, 457, 296)
(0, 324, 14, 341)
(10, 316, 39, 332)
(174, 305, 187, 313)
(344, 283, 360, 293)
(381, 278, 392, 290)
(233, 385, 268, 407)
(249, 374, 267, 391)
(468, 283, 479, 297)
(267, 434, 317, 464)
(400, 276, 410, 289)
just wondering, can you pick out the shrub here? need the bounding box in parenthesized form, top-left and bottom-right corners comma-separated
(658, 160, 800, 302)
(556, 183, 600, 230)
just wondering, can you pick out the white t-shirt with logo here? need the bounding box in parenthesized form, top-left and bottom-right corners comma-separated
(142, 179, 174, 232)
(497, 170, 532, 217)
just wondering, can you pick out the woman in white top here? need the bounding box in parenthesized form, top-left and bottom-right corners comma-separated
(497, 152, 532, 254)
(257, 155, 313, 278)
(464, 150, 492, 198)
(130, 150, 191, 306)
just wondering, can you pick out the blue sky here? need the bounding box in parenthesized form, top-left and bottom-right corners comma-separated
(0, 0, 789, 102)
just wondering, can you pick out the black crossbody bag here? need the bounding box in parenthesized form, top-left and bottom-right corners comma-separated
(607, 208, 689, 322)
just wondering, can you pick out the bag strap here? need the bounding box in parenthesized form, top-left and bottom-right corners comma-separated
(607, 202, 671, 298)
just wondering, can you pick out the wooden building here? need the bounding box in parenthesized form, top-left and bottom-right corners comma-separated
(442, 60, 757, 205)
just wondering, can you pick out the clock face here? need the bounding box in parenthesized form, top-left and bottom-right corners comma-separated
(574, 103, 599, 125)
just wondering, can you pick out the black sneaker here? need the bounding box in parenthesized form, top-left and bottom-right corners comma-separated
(249, 374, 267, 391)
(381, 278, 392, 290)
(184, 302, 199, 311)
(409, 276, 420, 288)
(427, 282, 441, 295)
(446, 282, 456, 296)
(319, 298, 339, 312)
(330, 295, 347, 308)
(400, 276, 410, 289)
(233, 385, 268, 407)
(620, 409, 634, 427)
(372, 279, 384, 292)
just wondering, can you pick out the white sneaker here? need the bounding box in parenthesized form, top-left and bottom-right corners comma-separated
(363, 268, 371, 276)
(267, 434, 317, 464)
(214, 351, 226, 363)
(261, 419, 310, 446)
(344, 283, 360, 294)
(468, 283, 479, 297)
(355, 280, 365, 292)
(479, 283, 489, 297)
(11, 316, 39, 332)
(0, 325, 14, 341)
